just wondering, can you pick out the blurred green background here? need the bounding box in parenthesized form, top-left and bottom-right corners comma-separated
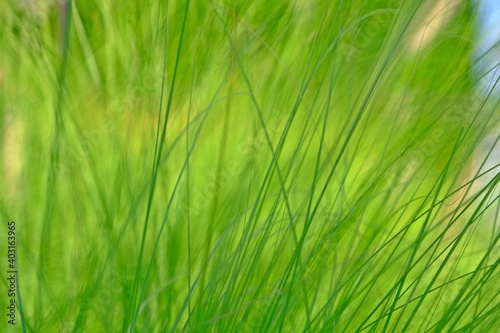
(0, 0, 499, 332)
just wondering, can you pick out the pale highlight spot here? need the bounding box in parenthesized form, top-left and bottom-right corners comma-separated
(2, 113, 24, 199)
(409, 0, 462, 53)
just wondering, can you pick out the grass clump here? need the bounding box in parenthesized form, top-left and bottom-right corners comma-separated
(0, 0, 498, 332)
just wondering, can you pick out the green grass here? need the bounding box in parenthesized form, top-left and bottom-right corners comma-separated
(0, 0, 499, 332)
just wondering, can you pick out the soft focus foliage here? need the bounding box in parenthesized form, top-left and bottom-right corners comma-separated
(0, 0, 498, 332)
